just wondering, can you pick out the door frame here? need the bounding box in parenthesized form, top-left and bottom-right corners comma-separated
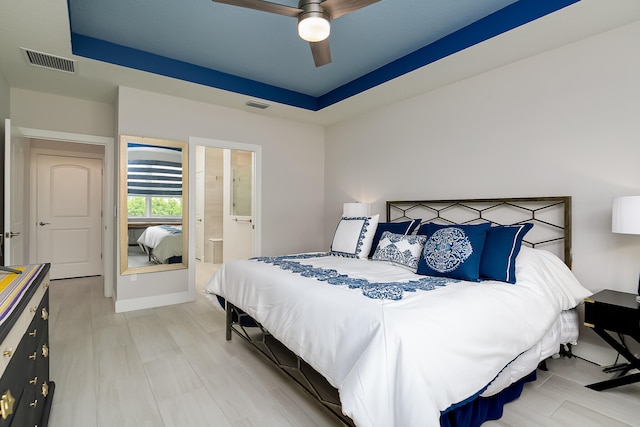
(3, 119, 26, 265)
(188, 136, 261, 292)
(20, 127, 114, 298)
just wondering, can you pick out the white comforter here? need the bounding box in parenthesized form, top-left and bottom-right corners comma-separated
(137, 225, 182, 263)
(205, 247, 590, 427)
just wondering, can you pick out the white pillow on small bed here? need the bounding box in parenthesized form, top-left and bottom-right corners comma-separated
(331, 214, 379, 259)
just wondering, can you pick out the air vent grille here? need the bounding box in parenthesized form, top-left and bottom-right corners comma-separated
(20, 48, 76, 74)
(245, 100, 270, 110)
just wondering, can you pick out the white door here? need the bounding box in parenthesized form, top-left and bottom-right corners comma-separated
(3, 119, 26, 266)
(223, 149, 254, 261)
(195, 146, 205, 261)
(36, 154, 103, 279)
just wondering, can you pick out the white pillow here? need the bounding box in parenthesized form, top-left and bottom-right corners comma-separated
(372, 231, 427, 272)
(330, 214, 379, 259)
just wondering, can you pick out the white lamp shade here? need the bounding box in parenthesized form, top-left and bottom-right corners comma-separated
(612, 196, 640, 234)
(298, 16, 330, 42)
(343, 202, 370, 217)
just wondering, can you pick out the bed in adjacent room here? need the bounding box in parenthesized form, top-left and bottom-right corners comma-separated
(137, 224, 183, 264)
(204, 197, 591, 427)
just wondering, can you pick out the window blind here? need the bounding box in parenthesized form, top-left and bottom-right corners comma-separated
(127, 159, 182, 197)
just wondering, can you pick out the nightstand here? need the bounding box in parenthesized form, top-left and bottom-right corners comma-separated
(583, 289, 640, 391)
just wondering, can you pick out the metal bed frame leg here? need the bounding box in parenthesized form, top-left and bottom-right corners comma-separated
(225, 301, 232, 341)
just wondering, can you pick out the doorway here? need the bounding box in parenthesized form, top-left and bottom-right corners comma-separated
(18, 129, 115, 297)
(190, 137, 261, 293)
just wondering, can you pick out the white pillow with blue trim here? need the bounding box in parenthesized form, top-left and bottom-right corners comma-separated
(372, 231, 427, 272)
(330, 215, 379, 259)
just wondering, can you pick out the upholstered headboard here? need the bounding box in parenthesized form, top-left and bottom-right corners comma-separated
(386, 197, 572, 268)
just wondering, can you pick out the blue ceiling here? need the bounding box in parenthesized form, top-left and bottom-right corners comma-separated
(68, 0, 579, 111)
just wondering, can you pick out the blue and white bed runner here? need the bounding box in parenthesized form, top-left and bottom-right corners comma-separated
(253, 253, 455, 300)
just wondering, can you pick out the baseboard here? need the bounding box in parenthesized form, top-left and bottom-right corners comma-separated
(114, 290, 195, 313)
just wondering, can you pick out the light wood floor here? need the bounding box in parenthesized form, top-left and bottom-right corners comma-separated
(48, 271, 640, 427)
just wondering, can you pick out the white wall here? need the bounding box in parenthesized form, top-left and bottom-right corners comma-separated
(11, 88, 115, 137)
(117, 87, 325, 309)
(325, 20, 640, 364)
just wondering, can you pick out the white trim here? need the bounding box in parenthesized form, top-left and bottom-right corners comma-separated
(114, 290, 194, 313)
(17, 128, 112, 145)
(18, 127, 115, 298)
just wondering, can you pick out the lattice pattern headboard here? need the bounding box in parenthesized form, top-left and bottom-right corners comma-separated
(386, 197, 572, 267)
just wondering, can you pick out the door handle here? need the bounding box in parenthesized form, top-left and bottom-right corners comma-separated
(38, 222, 50, 226)
(232, 218, 252, 224)
(5, 231, 20, 238)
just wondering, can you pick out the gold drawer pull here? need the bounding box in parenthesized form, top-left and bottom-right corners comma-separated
(41, 344, 49, 358)
(41, 307, 48, 321)
(2, 349, 12, 357)
(29, 399, 37, 408)
(29, 377, 38, 385)
(28, 352, 37, 360)
(29, 329, 37, 338)
(44, 282, 49, 289)
(41, 382, 49, 397)
(30, 306, 38, 313)
(0, 390, 14, 420)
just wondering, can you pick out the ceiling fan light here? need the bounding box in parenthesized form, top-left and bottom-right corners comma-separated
(298, 15, 330, 42)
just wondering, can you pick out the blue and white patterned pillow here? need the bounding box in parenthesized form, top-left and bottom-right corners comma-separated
(372, 231, 427, 272)
(367, 219, 422, 258)
(416, 223, 490, 281)
(330, 215, 380, 259)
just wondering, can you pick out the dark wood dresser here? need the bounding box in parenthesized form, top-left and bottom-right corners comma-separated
(0, 264, 53, 426)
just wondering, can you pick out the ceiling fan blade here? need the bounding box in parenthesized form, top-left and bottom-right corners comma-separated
(211, 0, 301, 18)
(310, 39, 332, 67)
(321, 0, 380, 19)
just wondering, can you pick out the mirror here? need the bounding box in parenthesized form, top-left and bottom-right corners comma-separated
(119, 135, 189, 275)
(231, 150, 253, 217)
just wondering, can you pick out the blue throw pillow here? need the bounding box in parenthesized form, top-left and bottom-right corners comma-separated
(480, 223, 533, 284)
(368, 219, 421, 258)
(416, 223, 490, 281)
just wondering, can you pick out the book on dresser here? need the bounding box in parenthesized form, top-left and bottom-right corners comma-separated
(0, 264, 54, 427)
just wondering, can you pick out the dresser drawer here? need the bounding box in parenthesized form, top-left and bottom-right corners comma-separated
(0, 320, 36, 426)
(0, 279, 48, 378)
(0, 267, 51, 427)
(584, 290, 640, 336)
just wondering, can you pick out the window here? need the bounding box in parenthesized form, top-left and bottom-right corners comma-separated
(127, 196, 182, 218)
(127, 144, 183, 219)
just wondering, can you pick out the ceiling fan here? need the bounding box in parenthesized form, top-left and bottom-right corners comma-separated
(211, 0, 380, 67)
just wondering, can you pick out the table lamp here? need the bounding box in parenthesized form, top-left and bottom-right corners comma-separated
(343, 202, 370, 217)
(612, 196, 640, 302)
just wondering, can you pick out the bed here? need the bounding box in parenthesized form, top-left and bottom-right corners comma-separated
(136, 224, 183, 264)
(204, 197, 591, 427)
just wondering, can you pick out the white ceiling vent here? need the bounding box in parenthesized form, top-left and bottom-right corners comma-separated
(20, 48, 77, 74)
(245, 100, 270, 110)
